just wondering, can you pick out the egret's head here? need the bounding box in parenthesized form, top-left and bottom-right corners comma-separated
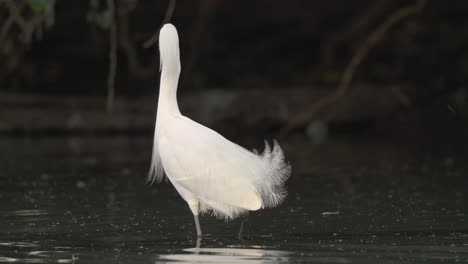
(159, 23, 181, 74)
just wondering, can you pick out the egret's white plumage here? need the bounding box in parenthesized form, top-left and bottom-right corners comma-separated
(148, 24, 291, 235)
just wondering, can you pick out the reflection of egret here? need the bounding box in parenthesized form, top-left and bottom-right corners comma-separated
(158, 247, 290, 263)
(148, 24, 291, 237)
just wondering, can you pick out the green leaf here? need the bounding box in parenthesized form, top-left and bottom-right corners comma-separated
(86, 9, 112, 30)
(27, 0, 47, 13)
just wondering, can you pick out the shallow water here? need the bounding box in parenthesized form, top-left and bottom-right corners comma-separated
(0, 136, 467, 263)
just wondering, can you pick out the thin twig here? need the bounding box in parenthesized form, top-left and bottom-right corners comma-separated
(0, 16, 14, 46)
(4, 0, 28, 30)
(106, 0, 118, 113)
(142, 0, 176, 48)
(320, 0, 391, 68)
(118, 8, 153, 79)
(278, 0, 426, 138)
(4, 0, 31, 43)
(3, 0, 53, 45)
(337, 0, 426, 96)
(180, 0, 217, 89)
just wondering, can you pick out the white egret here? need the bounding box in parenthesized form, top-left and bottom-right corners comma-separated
(148, 23, 291, 237)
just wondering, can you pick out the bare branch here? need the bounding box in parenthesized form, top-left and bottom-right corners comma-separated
(0, 16, 14, 46)
(106, 0, 118, 113)
(320, 0, 392, 68)
(4, 0, 31, 43)
(336, 0, 426, 96)
(142, 0, 176, 48)
(180, 0, 217, 89)
(2, 0, 55, 45)
(278, 0, 426, 138)
(118, 7, 153, 79)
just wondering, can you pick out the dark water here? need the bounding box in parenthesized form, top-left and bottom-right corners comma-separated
(0, 136, 467, 263)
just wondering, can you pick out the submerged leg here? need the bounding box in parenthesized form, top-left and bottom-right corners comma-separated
(238, 212, 249, 240)
(188, 199, 202, 237)
(196, 236, 202, 249)
(238, 219, 245, 240)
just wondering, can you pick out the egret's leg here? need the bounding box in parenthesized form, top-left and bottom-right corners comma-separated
(194, 214, 202, 237)
(238, 219, 245, 240)
(188, 199, 202, 237)
(238, 212, 249, 240)
(196, 237, 202, 249)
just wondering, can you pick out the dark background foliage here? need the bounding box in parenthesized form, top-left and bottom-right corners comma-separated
(1, 0, 467, 146)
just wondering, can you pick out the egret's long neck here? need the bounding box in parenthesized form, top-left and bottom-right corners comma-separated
(158, 68, 181, 116)
(157, 24, 182, 117)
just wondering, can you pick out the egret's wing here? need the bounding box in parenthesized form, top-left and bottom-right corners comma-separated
(159, 116, 290, 216)
(160, 134, 261, 210)
(147, 128, 165, 184)
(195, 137, 290, 209)
(158, 119, 260, 211)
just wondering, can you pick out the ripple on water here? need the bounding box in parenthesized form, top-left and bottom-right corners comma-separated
(0, 242, 77, 264)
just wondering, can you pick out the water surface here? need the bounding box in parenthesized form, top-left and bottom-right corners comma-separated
(0, 136, 467, 263)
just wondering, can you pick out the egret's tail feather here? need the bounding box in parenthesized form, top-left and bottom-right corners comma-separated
(261, 140, 272, 158)
(256, 140, 291, 208)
